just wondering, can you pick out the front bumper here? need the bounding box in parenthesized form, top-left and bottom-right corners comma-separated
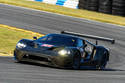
(14, 48, 73, 68)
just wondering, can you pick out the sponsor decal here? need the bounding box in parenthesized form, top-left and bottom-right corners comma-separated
(41, 44, 53, 47)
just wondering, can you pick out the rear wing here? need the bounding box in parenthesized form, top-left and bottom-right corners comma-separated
(61, 31, 115, 44)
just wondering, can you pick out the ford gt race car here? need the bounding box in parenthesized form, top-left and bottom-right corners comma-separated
(14, 31, 115, 69)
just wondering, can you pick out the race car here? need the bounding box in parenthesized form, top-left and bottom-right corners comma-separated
(14, 31, 115, 69)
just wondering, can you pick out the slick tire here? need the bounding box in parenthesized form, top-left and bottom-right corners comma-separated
(96, 61, 107, 70)
(72, 55, 81, 70)
(99, 0, 112, 6)
(14, 53, 22, 63)
(113, 0, 125, 4)
(96, 52, 109, 70)
(15, 56, 22, 63)
(99, 6, 112, 14)
(87, 6, 98, 11)
(96, 53, 108, 70)
(112, 9, 125, 16)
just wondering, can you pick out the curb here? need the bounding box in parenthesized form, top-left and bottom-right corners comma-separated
(0, 24, 44, 37)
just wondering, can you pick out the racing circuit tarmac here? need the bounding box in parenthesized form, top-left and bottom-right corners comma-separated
(0, 4, 125, 83)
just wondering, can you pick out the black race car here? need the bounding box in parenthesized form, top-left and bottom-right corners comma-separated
(14, 31, 115, 69)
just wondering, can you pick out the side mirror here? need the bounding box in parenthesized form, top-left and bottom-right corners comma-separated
(33, 36, 37, 40)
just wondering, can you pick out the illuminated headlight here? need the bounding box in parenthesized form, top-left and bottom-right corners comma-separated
(16, 43, 26, 48)
(58, 49, 71, 56)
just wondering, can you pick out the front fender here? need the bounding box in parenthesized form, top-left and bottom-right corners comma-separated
(16, 39, 34, 48)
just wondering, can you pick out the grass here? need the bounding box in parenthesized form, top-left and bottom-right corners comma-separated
(0, 0, 125, 26)
(0, 24, 43, 56)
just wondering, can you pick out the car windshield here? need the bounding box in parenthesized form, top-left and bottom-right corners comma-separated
(37, 34, 77, 47)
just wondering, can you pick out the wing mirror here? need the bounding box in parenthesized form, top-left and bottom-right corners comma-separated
(33, 36, 37, 40)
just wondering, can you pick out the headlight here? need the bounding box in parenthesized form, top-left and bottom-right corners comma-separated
(58, 49, 71, 56)
(16, 42, 26, 48)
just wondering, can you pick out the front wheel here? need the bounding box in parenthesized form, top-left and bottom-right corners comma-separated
(72, 55, 81, 69)
(14, 51, 22, 63)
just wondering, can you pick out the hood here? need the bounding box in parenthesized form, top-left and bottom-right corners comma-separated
(34, 43, 65, 51)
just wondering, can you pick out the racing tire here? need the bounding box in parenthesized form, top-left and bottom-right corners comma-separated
(99, 0, 112, 14)
(15, 56, 22, 63)
(99, 6, 112, 14)
(112, 8, 125, 16)
(96, 53, 108, 70)
(112, 0, 125, 16)
(14, 52, 22, 63)
(72, 54, 81, 70)
(96, 60, 107, 70)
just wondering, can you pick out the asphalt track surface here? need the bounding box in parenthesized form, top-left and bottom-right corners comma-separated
(0, 4, 125, 83)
